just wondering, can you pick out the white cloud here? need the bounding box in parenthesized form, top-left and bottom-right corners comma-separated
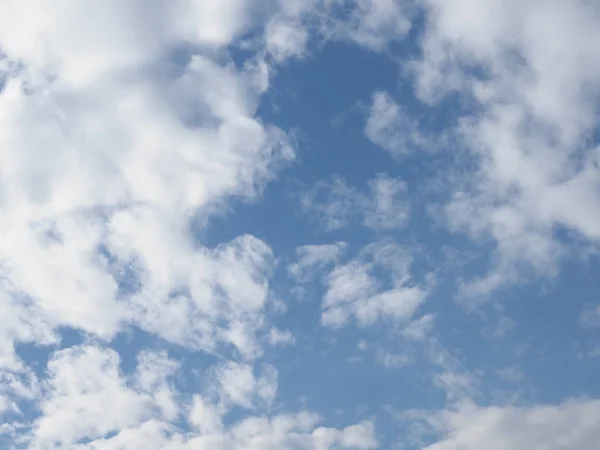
(424, 340, 479, 403)
(0, 0, 296, 371)
(365, 91, 428, 156)
(326, 0, 412, 51)
(5, 2, 600, 449)
(32, 346, 155, 448)
(3, 216, 124, 340)
(411, 0, 600, 297)
(135, 350, 180, 421)
(338, 421, 379, 449)
(432, 372, 477, 404)
(212, 361, 278, 411)
(265, 19, 309, 63)
(0, 7, 387, 447)
(0, 0, 256, 88)
(321, 241, 428, 328)
(268, 328, 296, 347)
(185, 0, 253, 46)
(323, 261, 377, 310)
(189, 395, 224, 435)
(105, 225, 278, 359)
(269, 0, 412, 54)
(0, 10, 310, 447)
(0, 364, 40, 419)
(0, 290, 56, 371)
(289, 242, 347, 283)
(82, 416, 377, 449)
(68, 414, 378, 449)
(420, 399, 600, 450)
(403, 314, 435, 341)
(17, 343, 378, 450)
(301, 174, 410, 231)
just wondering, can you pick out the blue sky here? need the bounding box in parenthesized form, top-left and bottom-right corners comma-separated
(1, 1, 600, 449)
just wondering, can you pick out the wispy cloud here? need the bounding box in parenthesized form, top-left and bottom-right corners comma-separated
(301, 174, 410, 231)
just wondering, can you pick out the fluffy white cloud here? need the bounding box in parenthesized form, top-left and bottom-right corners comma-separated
(292, 240, 430, 330)
(321, 241, 428, 328)
(189, 395, 224, 435)
(0, 0, 258, 88)
(420, 399, 600, 450)
(0, 10, 309, 449)
(0, 0, 295, 376)
(18, 344, 378, 450)
(268, 328, 296, 347)
(32, 346, 157, 448)
(73, 415, 378, 450)
(211, 361, 278, 411)
(0, 5, 386, 447)
(265, 18, 309, 63)
(135, 350, 180, 421)
(412, 0, 600, 297)
(5, 1, 600, 449)
(116, 232, 278, 358)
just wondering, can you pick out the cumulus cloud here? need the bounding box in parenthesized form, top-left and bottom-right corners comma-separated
(411, 0, 600, 297)
(32, 346, 161, 448)
(212, 361, 278, 410)
(419, 399, 600, 450)
(4, 1, 600, 448)
(76, 415, 378, 450)
(0, 0, 296, 375)
(320, 240, 428, 328)
(265, 18, 309, 63)
(0, 0, 258, 87)
(0, 5, 389, 447)
(19, 344, 378, 449)
(0, 1, 305, 441)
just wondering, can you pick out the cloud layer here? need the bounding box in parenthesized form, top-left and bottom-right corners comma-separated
(1, 0, 599, 449)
